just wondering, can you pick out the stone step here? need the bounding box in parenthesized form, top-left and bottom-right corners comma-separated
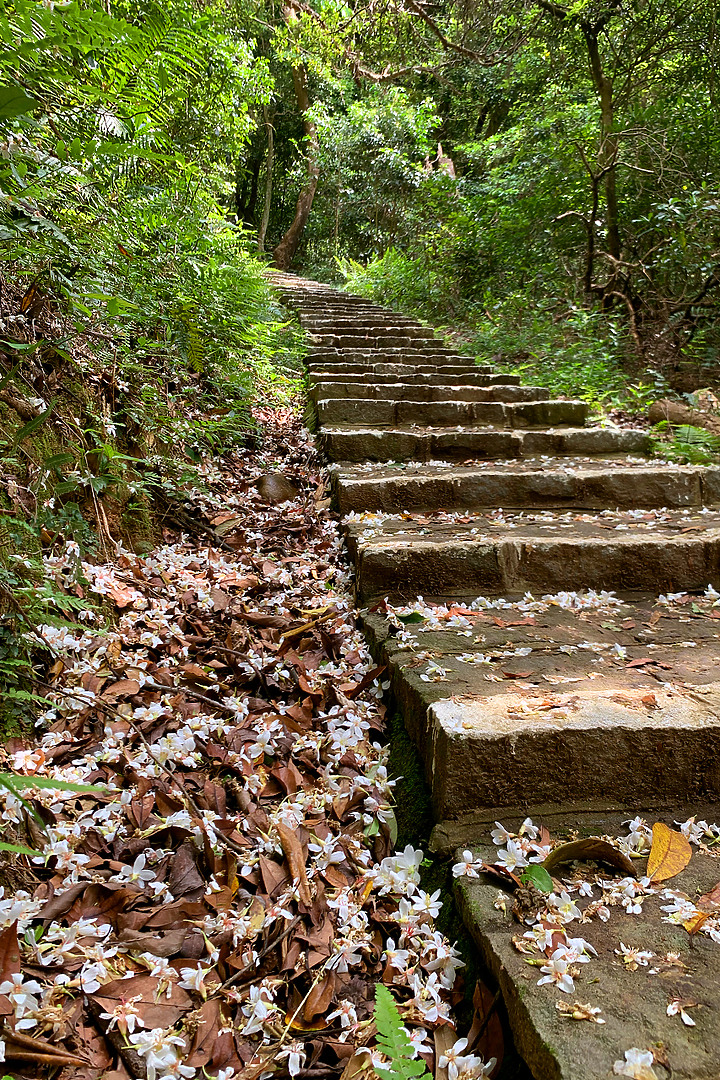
(307, 342, 472, 356)
(359, 592, 720, 815)
(316, 397, 589, 429)
(331, 460, 719, 514)
(345, 506, 720, 602)
(308, 363, 488, 380)
(307, 358, 482, 374)
(300, 314, 421, 327)
(299, 308, 404, 319)
(307, 353, 477, 364)
(319, 424, 652, 463)
(450, 804, 720, 1080)
(308, 326, 435, 341)
(310, 333, 439, 349)
(306, 324, 436, 336)
(293, 300, 402, 312)
(310, 370, 518, 387)
(310, 382, 547, 403)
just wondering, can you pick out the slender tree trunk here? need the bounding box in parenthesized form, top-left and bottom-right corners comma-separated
(583, 26, 620, 261)
(272, 63, 320, 269)
(257, 108, 274, 253)
(235, 147, 262, 226)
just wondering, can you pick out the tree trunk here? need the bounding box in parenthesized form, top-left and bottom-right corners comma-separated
(257, 108, 274, 253)
(272, 64, 320, 270)
(583, 26, 620, 261)
(235, 146, 262, 227)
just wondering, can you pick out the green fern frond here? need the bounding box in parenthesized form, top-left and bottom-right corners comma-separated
(373, 984, 430, 1080)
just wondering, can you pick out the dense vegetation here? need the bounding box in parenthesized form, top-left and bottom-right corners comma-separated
(1, 0, 720, 725)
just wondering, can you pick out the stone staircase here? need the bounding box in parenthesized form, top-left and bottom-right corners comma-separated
(272, 270, 720, 818)
(271, 272, 720, 1080)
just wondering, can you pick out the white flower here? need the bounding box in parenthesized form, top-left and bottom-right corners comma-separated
(452, 850, 483, 878)
(277, 1040, 306, 1077)
(676, 816, 713, 844)
(519, 817, 539, 839)
(438, 1038, 495, 1080)
(667, 999, 696, 1026)
(100, 995, 145, 1034)
(563, 936, 597, 961)
(129, 1028, 187, 1080)
(423, 933, 465, 988)
(178, 964, 211, 997)
(613, 1048, 658, 1079)
(0, 973, 43, 1018)
(370, 845, 423, 895)
(495, 840, 528, 872)
(491, 821, 511, 845)
(157, 1062, 195, 1079)
(326, 999, 357, 1029)
(401, 1027, 431, 1058)
(241, 984, 275, 1035)
(615, 943, 653, 969)
(547, 891, 582, 922)
(383, 937, 411, 971)
(538, 953, 575, 994)
(111, 853, 156, 886)
(407, 972, 451, 1023)
(411, 889, 442, 919)
(327, 938, 363, 972)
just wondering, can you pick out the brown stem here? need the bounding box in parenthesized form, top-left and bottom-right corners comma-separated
(273, 11, 320, 270)
(257, 108, 275, 253)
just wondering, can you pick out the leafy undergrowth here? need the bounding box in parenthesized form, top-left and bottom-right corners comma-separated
(0, 408, 496, 1080)
(340, 256, 674, 415)
(0, 246, 304, 735)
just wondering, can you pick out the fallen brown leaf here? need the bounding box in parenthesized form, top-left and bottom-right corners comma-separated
(698, 880, 720, 912)
(543, 838, 636, 878)
(276, 821, 312, 906)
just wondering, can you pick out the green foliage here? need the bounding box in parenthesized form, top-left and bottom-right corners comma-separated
(0, 771, 105, 854)
(520, 865, 553, 893)
(340, 249, 450, 324)
(652, 423, 720, 465)
(373, 984, 430, 1080)
(0, 514, 91, 732)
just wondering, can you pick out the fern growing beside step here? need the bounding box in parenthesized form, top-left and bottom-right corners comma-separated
(373, 984, 430, 1080)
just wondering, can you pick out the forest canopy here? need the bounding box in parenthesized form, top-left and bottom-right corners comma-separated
(2, 0, 718, 367)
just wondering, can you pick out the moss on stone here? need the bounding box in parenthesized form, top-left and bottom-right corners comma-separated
(386, 711, 434, 850)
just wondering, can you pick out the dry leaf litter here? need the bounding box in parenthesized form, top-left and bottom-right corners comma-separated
(0, 408, 490, 1080)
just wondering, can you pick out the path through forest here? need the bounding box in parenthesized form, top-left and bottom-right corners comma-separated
(273, 272, 720, 1080)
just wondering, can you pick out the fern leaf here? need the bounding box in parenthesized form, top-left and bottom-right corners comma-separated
(373, 984, 430, 1080)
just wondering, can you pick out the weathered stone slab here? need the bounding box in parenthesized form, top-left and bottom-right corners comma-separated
(309, 332, 438, 348)
(309, 371, 521, 386)
(331, 462, 719, 514)
(317, 397, 588, 428)
(310, 381, 546, 403)
(307, 362, 482, 378)
(344, 508, 720, 600)
(318, 426, 651, 464)
(451, 807, 720, 1080)
(359, 593, 720, 816)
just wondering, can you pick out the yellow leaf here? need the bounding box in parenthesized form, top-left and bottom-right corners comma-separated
(683, 912, 711, 936)
(646, 822, 692, 882)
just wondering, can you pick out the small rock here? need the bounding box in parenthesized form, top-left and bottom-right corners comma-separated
(255, 471, 300, 504)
